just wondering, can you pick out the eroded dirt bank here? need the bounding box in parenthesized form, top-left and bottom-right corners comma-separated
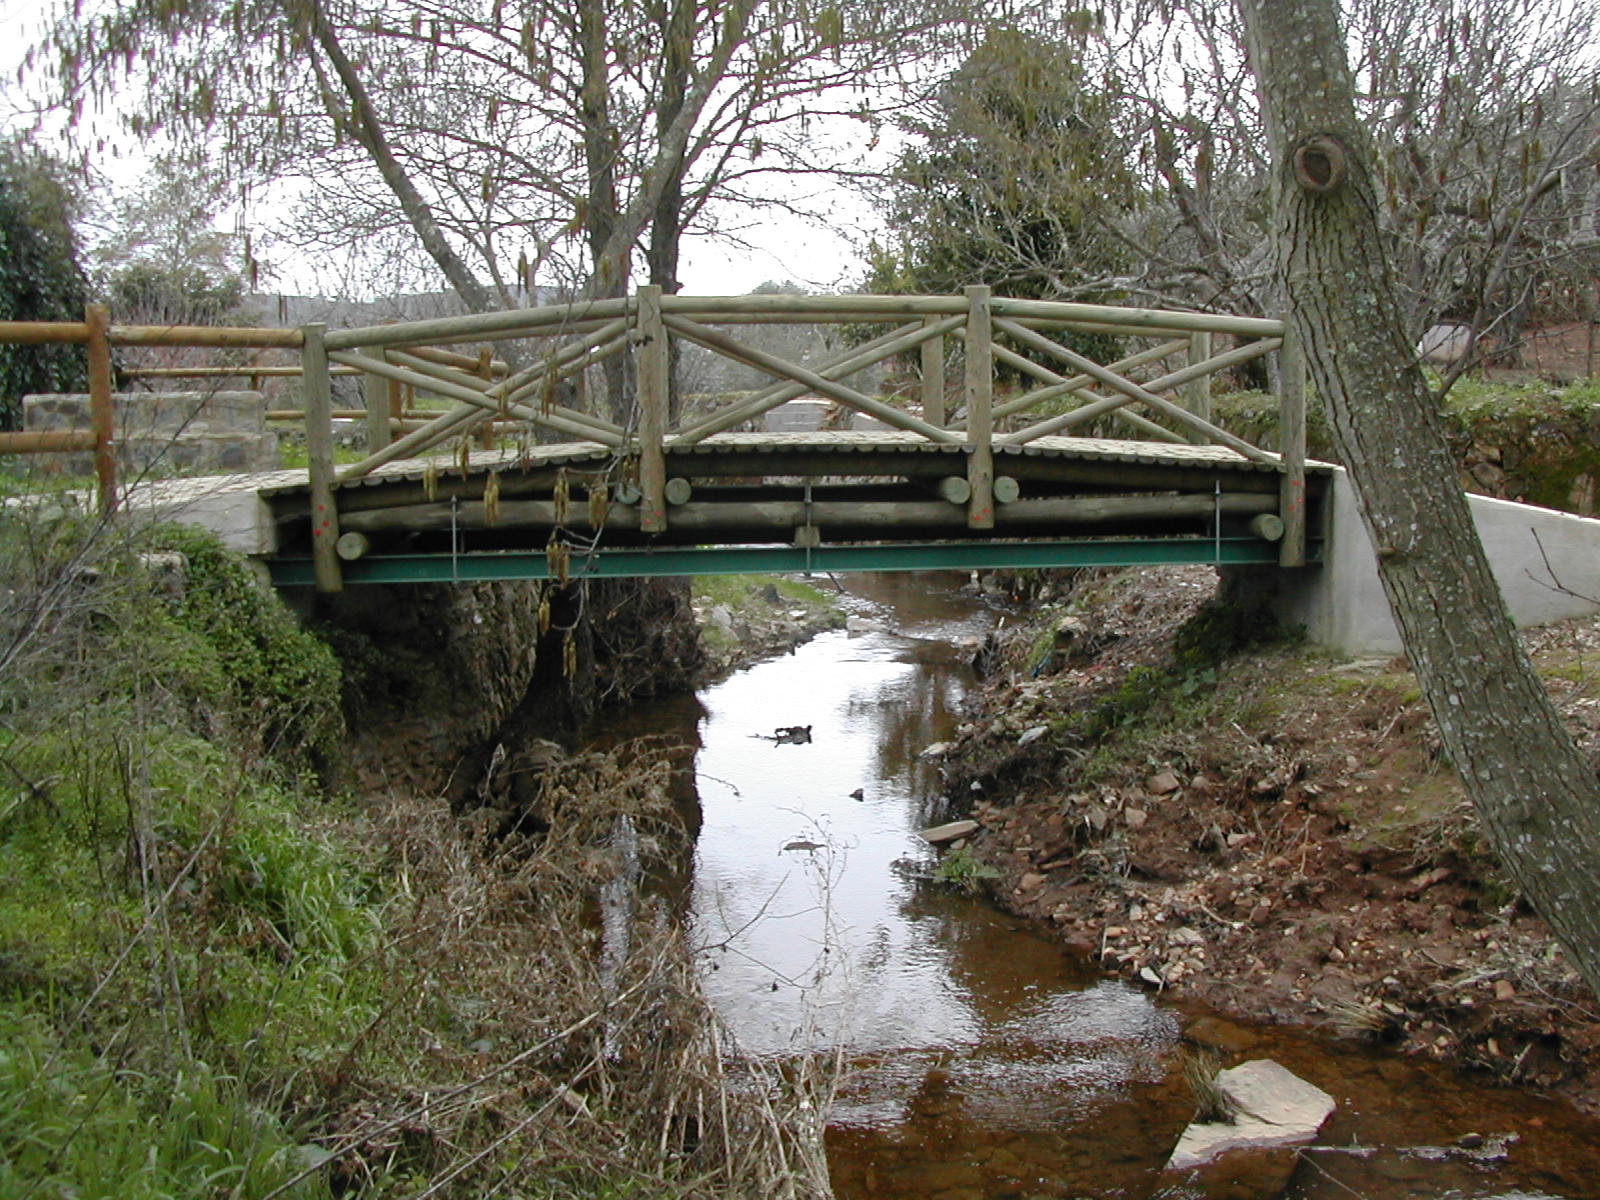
(321, 576, 707, 796)
(938, 566, 1600, 1113)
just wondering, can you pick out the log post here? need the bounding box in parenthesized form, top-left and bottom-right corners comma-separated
(1183, 330, 1213, 445)
(1277, 322, 1307, 567)
(636, 285, 669, 532)
(302, 323, 343, 592)
(476, 345, 496, 448)
(85, 304, 117, 515)
(920, 314, 946, 427)
(361, 347, 392, 453)
(964, 285, 994, 529)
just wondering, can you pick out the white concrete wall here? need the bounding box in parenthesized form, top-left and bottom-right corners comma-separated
(1276, 469, 1600, 657)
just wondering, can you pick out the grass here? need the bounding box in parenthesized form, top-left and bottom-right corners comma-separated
(0, 511, 834, 1198)
(1180, 1047, 1234, 1124)
(692, 573, 842, 661)
(277, 436, 376, 469)
(692, 572, 834, 611)
(0, 1009, 333, 1199)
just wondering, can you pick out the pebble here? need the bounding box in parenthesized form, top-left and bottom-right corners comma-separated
(1147, 770, 1182, 795)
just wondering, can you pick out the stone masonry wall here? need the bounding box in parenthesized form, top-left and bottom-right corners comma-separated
(24, 391, 279, 476)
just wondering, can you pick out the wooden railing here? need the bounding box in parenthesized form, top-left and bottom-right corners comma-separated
(295, 287, 1306, 589)
(0, 305, 300, 514)
(0, 290, 1306, 592)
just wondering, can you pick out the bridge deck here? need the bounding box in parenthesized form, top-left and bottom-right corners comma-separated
(123, 431, 1330, 584)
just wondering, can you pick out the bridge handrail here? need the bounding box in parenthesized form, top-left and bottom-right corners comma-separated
(315, 292, 1286, 352)
(301, 287, 1305, 592)
(0, 290, 1306, 594)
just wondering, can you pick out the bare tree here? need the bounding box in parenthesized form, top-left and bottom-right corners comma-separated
(32, 0, 975, 310)
(1100, 0, 1600, 366)
(1240, 0, 1600, 995)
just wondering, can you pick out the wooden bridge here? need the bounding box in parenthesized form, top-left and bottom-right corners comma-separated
(4, 288, 1332, 588)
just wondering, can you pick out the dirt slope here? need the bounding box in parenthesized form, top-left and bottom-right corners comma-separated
(940, 566, 1600, 1112)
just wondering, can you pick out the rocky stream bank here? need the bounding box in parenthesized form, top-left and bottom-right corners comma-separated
(932, 565, 1600, 1116)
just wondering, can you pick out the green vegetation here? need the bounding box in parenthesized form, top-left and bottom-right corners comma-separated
(1201, 373, 1600, 516)
(692, 572, 832, 611)
(1051, 593, 1297, 755)
(1436, 376, 1600, 513)
(931, 845, 1001, 894)
(0, 517, 362, 1197)
(692, 572, 840, 662)
(277, 435, 378, 470)
(0, 512, 828, 1197)
(0, 137, 90, 430)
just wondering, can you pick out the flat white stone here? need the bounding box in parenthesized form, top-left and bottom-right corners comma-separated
(920, 819, 979, 845)
(1166, 1059, 1335, 1171)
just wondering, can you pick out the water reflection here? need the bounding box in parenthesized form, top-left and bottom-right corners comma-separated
(583, 572, 1600, 1200)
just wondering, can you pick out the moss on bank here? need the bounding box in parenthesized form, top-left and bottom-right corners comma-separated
(1208, 374, 1600, 515)
(692, 573, 843, 678)
(0, 516, 828, 1198)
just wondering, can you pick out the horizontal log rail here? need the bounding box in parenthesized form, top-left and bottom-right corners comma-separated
(125, 365, 362, 379)
(0, 429, 98, 453)
(300, 286, 1305, 588)
(0, 290, 1307, 589)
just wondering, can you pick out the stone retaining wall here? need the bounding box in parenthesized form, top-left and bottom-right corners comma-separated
(24, 391, 279, 475)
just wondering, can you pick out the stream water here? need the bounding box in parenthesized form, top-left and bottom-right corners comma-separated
(584, 572, 1600, 1199)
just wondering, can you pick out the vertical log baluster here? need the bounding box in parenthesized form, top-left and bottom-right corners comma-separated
(964, 285, 994, 529)
(362, 347, 392, 453)
(1183, 330, 1213, 445)
(85, 303, 117, 515)
(920, 314, 946, 429)
(1277, 322, 1308, 567)
(302, 323, 343, 592)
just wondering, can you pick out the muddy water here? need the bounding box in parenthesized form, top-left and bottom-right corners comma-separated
(586, 572, 1600, 1199)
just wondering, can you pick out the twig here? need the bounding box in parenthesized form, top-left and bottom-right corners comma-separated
(1527, 526, 1600, 605)
(407, 1050, 603, 1199)
(261, 978, 654, 1200)
(1294, 1148, 1374, 1198)
(695, 770, 743, 798)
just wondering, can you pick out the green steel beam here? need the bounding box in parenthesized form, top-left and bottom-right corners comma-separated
(268, 537, 1319, 587)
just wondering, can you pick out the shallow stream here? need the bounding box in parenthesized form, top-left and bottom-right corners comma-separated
(585, 572, 1600, 1199)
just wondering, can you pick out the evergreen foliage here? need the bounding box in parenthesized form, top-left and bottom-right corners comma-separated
(0, 139, 90, 430)
(867, 27, 1140, 309)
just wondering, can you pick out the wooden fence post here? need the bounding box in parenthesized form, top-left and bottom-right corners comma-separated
(920, 315, 946, 428)
(964, 285, 994, 529)
(302, 323, 343, 592)
(85, 303, 117, 515)
(1183, 330, 1213, 445)
(1277, 322, 1307, 567)
(636, 285, 669, 533)
(362, 347, 392, 453)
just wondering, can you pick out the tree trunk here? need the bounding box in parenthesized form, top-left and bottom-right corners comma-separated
(647, 0, 695, 423)
(306, 5, 496, 316)
(578, 0, 630, 421)
(1240, 0, 1600, 995)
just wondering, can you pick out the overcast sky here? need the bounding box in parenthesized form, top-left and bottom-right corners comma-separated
(0, 0, 881, 299)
